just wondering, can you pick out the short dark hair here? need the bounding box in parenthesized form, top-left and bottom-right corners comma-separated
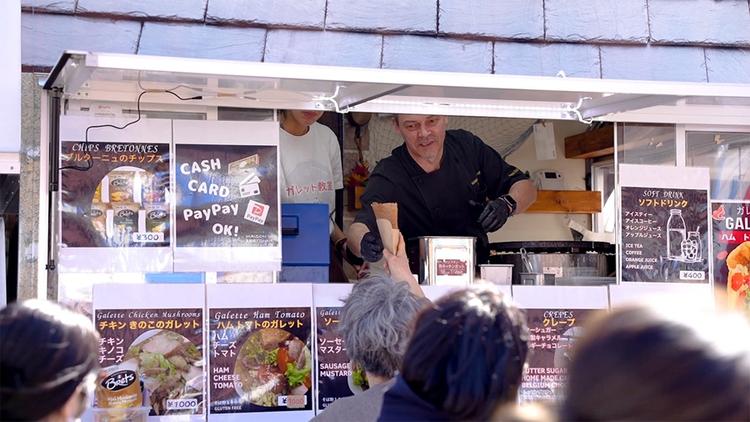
(561, 304, 750, 421)
(0, 300, 100, 421)
(338, 275, 426, 378)
(401, 286, 528, 420)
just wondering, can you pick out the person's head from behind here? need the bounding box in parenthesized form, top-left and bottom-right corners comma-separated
(1, 300, 100, 421)
(561, 304, 750, 421)
(338, 275, 426, 382)
(401, 286, 528, 420)
(393, 114, 448, 165)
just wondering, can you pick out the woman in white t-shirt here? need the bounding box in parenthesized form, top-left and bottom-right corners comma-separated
(279, 110, 350, 281)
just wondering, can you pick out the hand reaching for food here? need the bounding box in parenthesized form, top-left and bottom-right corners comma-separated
(383, 235, 424, 298)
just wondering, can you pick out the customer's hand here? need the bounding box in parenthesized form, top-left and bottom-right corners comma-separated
(478, 198, 511, 232)
(360, 231, 384, 262)
(384, 246, 424, 298)
(384, 249, 412, 282)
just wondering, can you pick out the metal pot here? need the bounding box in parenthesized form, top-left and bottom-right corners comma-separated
(488, 241, 615, 285)
(407, 237, 475, 286)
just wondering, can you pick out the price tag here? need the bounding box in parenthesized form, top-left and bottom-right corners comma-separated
(679, 271, 706, 281)
(166, 398, 199, 411)
(132, 232, 165, 243)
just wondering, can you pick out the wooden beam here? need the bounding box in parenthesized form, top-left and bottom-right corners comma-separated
(526, 190, 602, 214)
(564, 126, 614, 159)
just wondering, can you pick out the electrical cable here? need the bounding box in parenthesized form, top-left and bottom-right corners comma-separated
(60, 90, 201, 171)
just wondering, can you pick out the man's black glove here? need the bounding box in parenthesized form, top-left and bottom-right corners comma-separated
(477, 197, 512, 233)
(360, 231, 384, 262)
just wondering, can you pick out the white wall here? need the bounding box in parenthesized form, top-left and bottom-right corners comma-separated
(493, 120, 591, 242)
(0, 0, 21, 155)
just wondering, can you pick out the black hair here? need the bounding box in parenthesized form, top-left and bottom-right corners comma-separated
(560, 305, 750, 421)
(401, 286, 529, 420)
(0, 300, 100, 421)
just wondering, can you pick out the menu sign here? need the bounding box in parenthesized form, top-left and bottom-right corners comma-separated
(312, 284, 355, 415)
(712, 201, 750, 314)
(59, 117, 172, 272)
(174, 121, 281, 272)
(519, 309, 593, 403)
(208, 307, 313, 414)
(511, 285, 608, 404)
(207, 284, 314, 421)
(619, 165, 711, 283)
(316, 307, 354, 411)
(61, 140, 171, 247)
(175, 145, 278, 248)
(92, 284, 205, 419)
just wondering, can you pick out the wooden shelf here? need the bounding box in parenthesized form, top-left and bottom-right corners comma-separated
(565, 125, 614, 159)
(526, 190, 602, 214)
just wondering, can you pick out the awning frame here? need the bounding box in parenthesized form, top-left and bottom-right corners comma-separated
(42, 51, 750, 125)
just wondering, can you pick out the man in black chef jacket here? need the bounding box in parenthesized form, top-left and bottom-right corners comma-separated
(346, 114, 537, 265)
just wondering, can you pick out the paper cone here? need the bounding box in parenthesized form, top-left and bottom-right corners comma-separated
(372, 202, 398, 229)
(376, 219, 395, 254)
(372, 202, 399, 254)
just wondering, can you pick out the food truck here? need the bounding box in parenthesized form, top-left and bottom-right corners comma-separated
(36, 51, 749, 419)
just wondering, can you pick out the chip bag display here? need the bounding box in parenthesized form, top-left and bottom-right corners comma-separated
(90, 202, 108, 237)
(145, 203, 168, 233)
(109, 171, 135, 203)
(95, 359, 143, 409)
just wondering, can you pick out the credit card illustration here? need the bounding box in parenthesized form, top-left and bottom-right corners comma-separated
(239, 182, 261, 198)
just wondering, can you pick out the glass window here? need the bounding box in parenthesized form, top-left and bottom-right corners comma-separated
(591, 160, 615, 233)
(686, 131, 750, 201)
(617, 124, 676, 166)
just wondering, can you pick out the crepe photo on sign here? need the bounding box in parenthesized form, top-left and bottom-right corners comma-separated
(727, 241, 750, 313)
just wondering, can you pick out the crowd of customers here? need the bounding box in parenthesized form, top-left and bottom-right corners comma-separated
(318, 247, 750, 422)
(2, 275, 749, 421)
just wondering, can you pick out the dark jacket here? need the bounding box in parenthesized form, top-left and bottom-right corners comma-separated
(378, 376, 451, 422)
(354, 129, 529, 263)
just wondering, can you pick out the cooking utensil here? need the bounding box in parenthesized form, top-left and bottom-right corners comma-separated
(520, 247, 534, 273)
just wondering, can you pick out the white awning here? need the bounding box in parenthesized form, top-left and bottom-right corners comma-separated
(44, 51, 750, 125)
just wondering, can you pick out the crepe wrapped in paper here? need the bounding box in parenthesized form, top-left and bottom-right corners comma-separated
(371, 202, 402, 256)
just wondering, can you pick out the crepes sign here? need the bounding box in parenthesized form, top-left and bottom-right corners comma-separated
(519, 308, 593, 403)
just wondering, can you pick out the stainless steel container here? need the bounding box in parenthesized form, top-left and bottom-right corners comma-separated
(479, 264, 513, 285)
(412, 237, 475, 286)
(489, 241, 615, 285)
(519, 272, 546, 286)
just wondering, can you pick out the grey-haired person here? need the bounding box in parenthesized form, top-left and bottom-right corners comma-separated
(312, 262, 427, 422)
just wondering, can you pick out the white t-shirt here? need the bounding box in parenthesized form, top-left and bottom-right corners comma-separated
(279, 122, 343, 224)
